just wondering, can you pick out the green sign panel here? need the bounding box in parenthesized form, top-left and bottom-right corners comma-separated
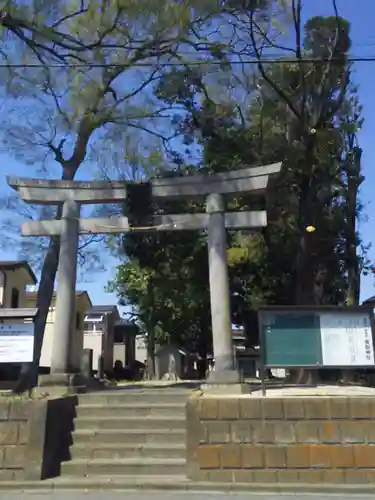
(259, 308, 375, 368)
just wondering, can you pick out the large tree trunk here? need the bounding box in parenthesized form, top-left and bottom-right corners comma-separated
(341, 148, 362, 385)
(14, 239, 60, 393)
(289, 164, 320, 385)
(346, 153, 361, 307)
(144, 327, 156, 380)
(294, 173, 316, 305)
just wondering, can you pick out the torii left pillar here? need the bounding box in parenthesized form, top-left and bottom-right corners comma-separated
(50, 199, 80, 380)
(6, 175, 129, 392)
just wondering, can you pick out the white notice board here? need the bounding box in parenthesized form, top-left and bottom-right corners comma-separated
(0, 323, 34, 363)
(319, 312, 374, 366)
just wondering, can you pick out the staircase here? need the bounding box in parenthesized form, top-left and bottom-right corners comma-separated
(60, 387, 190, 484)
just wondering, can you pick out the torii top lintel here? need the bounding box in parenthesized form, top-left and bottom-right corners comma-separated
(7, 162, 282, 205)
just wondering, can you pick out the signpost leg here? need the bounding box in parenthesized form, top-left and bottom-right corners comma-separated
(50, 199, 79, 377)
(205, 194, 242, 388)
(260, 364, 266, 397)
(258, 312, 267, 396)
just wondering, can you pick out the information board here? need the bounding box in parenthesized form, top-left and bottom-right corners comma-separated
(259, 308, 374, 368)
(0, 323, 34, 363)
(319, 312, 374, 366)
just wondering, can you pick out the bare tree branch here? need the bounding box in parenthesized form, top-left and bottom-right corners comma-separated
(51, 1, 89, 28)
(292, 0, 306, 122)
(47, 138, 67, 164)
(314, 0, 349, 128)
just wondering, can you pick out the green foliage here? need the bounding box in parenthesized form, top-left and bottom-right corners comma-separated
(0, 0, 240, 392)
(304, 16, 351, 57)
(108, 223, 212, 353)
(108, 10, 366, 354)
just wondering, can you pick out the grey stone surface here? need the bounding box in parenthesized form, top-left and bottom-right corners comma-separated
(206, 193, 240, 385)
(1, 493, 374, 500)
(11, 185, 128, 204)
(22, 217, 130, 236)
(51, 198, 80, 375)
(8, 162, 281, 202)
(201, 383, 249, 394)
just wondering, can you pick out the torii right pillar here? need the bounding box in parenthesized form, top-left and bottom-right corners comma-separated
(204, 193, 244, 391)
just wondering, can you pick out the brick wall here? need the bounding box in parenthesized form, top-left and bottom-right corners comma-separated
(186, 394, 375, 484)
(0, 396, 77, 481)
(0, 400, 30, 480)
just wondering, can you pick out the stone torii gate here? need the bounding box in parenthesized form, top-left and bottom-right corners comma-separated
(8, 162, 281, 392)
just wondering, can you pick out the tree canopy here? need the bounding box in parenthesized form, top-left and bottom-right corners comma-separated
(0, 0, 369, 386)
(108, 6, 367, 370)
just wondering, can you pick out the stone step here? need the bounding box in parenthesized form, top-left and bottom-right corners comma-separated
(74, 416, 186, 431)
(78, 390, 191, 405)
(5, 476, 375, 494)
(61, 457, 186, 477)
(72, 428, 186, 446)
(49, 475, 191, 491)
(76, 403, 185, 419)
(70, 443, 185, 460)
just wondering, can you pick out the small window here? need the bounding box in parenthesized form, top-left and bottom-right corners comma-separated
(114, 329, 124, 344)
(11, 288, 19, 308)
(84, 322, 94, 332)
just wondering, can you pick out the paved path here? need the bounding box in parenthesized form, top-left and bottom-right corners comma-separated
(1, 493, 374, 500)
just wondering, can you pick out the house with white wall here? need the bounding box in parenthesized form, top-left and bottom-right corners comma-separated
(26, 290, 92, 371)
(0, 260, 37, 308)
(84, 306, 139, 374)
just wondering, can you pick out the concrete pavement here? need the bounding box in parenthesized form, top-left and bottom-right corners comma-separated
(1, 493, 374, 500)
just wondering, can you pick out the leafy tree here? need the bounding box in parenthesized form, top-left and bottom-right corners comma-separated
(103, 0, 284, 376)
(1, 0, 229, 392)
(0, 1, 116, 63)
(108, 197, 212, 378)
(227, 11, 365, 355)
(249, 1, 353, 305)
(246, 4, 367, 383)
(108, 7, 366, 386)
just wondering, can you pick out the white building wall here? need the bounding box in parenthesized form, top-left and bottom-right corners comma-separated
(83, 330, 104, 371)
(135, 335, 147, 364)
(0, 269, 31, 308)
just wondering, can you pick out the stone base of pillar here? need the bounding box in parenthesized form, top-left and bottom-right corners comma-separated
(206, 368, 243, 385)
(38, 372, 88, 395)
(202, 369, 250, 394)
(201, 382, 250, 395)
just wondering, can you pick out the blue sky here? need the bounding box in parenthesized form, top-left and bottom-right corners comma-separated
(0, 0, 374, 313)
